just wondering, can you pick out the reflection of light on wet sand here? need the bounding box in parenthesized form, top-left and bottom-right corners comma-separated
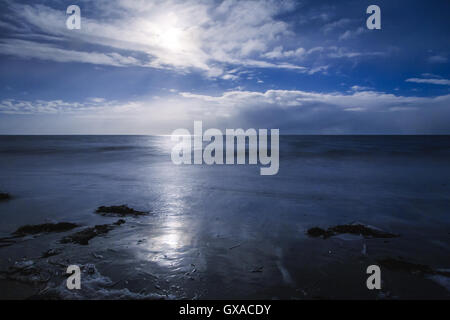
(147, 193, 191, 268)
(162, 220, 182, 248)
(157, 217, 185, 249)
(144, 151, 193, 268)
(147, 217, 186, 268)
(134, 136, 200, 269)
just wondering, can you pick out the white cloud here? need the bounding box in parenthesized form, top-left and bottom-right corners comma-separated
(5, 88, 445, 116)
(421, 73, 442, 78)
(0, 98, 141, 114)
(327, 47, 385, 59)
(322, 18, 352, 34)
(350, 85, 373, 91)
(339, 27, 366, 40)
(222, 74, 239, 81)
(428, 55, 448, 63)
(3, 89, 450, 134)
(308, 65, 329, 75)
(88, 97, 107, 103)
(262, 46, 305, 59)
(406, 78, 450, 86)
(179, 89, 449, 113)
(0, 39, 142, 67)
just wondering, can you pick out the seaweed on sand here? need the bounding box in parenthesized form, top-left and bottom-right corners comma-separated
(0, 222, 79, 248)
(0, 193, 11, 201)
(307, 224, 398, 239)
(61, 220, 125, 245)
(41, 248, 62, 258)
(13, 222, 79, 236)
(378, 258, 450, 277)
(0, 236, 18, 248)
(307, 227, 333, 238)
(0, 260, 50, 285)
(95, 205, 148, 217)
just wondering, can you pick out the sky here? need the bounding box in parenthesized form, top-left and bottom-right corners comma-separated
(0, 0, 449, 134)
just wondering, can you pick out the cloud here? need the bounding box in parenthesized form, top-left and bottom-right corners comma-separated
(178, 89, 448, 113)
(176, 89, 450, 134)
(5, 88, 445, 116)
(0, 39, 142, 67)
(0, 97, 144, 114)
(428, 55, 448, 63)
(308, 65, 329, 75)
(350, 85, 373, 91)
(339, 27, 366, 41)
(262, 46, 305, 59)
(2, 88, 450, 134)
(0, 99, 83, 114)
(326, 47, 385, 59)
(0, 0, 392, 78)
(406, 78, 450, 86)
(322, 18, 352, 34)
(221, 74, 239, 81)
(0, 0, 308, 77)
(421, 73, 442, 78)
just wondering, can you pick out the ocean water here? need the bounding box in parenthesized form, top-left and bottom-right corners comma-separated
(0, 135, 449, 299)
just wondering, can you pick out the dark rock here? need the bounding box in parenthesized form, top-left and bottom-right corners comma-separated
(0, 236, 17, 248)
(41, 248, 62, 258)
(307, 227, 332, 238)
(61, 220, 124, 245)
(0, 260, 50, 285)
(379, 258, 433, 275)
(0, 193, 11, 201)
(307, 224, 398, 239)
(250, 266, 264, 273)
(378, 258, 450, 277)
(95, 205, 148, 217)
(114, 219, 126, 226)
(13, 222, 79, 236)
(61, 224, 113, 245)
(329, 224, 397, 238)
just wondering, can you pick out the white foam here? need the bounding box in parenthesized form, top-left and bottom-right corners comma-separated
(39, 264, 174, 300)
(427, 274, 450, 292)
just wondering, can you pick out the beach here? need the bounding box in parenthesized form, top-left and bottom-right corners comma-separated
(0, 135, 449, 299)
